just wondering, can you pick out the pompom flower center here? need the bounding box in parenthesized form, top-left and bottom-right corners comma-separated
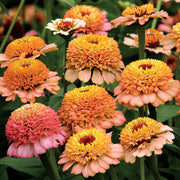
(65, 129, 111, 164)
(4, 59, 49, 90)
(122, 3, 156, 17)
(120, 117, 161, 149)
(6, 103, 61, 144)
(80, 11, 91, 17)
(5, 36, 45, 58)
(56, 20, 74, 31)
(79, 135, 96, 145)
(172, 22, 180, 36)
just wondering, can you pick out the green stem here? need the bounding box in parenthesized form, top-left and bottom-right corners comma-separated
(0, 0, 25, 53)
(175, 55, 180, 80)
(137, 25, 146, 60)
(168, 118, 173, 127)
(39, 148, 61, 180)
(151, 0, 162, 29)
(140, 157, 145, 180)
(109, 165, 118, 180)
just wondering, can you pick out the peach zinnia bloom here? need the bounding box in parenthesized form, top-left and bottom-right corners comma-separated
(58, 85, 126, 136)
(0, 59, 61, 103)
(111, 3, 168, 26)
(46, 18, 86, 36)
(58, 128, 123, 178)
(123, 29, 171, 55)
(175, 88, 180, 113)
(64, 5, 112, 36)
(163, 22, 180, 53)
(114, 59, 180, 109)
(65, 34, 124, 85)
(120, 117, 174, 164)
(0, 36, 58, 68)
(6, 103, 66, 158)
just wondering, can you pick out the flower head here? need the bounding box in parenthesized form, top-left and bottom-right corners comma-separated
(46, 18, 86, 36)
(64, 5, 112, 36)
(163, 22, 180, 52)
(114, 59, 180, 109)
(65, 34, 124, 85)
(0, 58, 61, 103)
(120, 117, 174, 163)
(111, 3, 168, 26)
(58, 128, 123, 178)
(123, 29, 170, 55)
(0, 36, 58, 68)
(58, 85, 126, 136)
(6, 103, 66, 158)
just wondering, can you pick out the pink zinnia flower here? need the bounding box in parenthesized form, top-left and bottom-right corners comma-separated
(64, 5, 112, 36)
(0, 36, 58, 68)
(163, 22, 180, 53)
(58, 128, 123, 178)
(120, 117, 175, 164)
(123, 29, 171, 55)
(6, 103, 66, 158)
(0, 58, 61, 103)
(162, 0, 180, 2)
(114, 59, 180, 109)
(58, 85, 126, 137)
(111, 3, 168, 26)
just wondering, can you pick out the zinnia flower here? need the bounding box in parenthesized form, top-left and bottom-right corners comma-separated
(65, 34, 124, 85)
(175, 88, 180, 113)
(114, 59, 180, 109)
(6, 103, 66, 158)
(0, 36, 58, 68)
(111, 3, 168, 26)
(58, 128, 123, 178)
(64, 5, 112, 36)
(123, 28, 170, 55)
(0, 58, 61, 103)
(46, 18, 86, 36)
(163, 22, 180, 53)
(58, 85, 126, 136)
(120, 117, 175, 164)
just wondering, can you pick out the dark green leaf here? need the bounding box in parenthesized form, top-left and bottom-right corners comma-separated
(57, 0, 76, 7)
(0, 2, 9, 15)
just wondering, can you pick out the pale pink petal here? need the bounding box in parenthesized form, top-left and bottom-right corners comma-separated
(100, 120, 113, 129)
(123, 37, 138, 47)
(71, 163, 84, 174)
(102, 70, 115, 84)
(34, 140, 46, 155)
(92, 68, 103, 85)
(157, 90, 173, 102)
(130, 96, 144, 107)
(65, 69, 78, 83)
(100, 22, 112, 31)
(40, 43, 58, 54)
(141, 93, 156, 104)
(109, 111, 126, 126)
(63, 161, 75, 171)
(82, 163, 95, 178)
(78, 68, 91, 82)
(114, 85, 122, 95)
(40, 136, 54, 149)
(138, 16, 149, 25)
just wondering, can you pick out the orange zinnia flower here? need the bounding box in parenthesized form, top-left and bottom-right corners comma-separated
(6, 103, 66, 158)
(58, 85, 126, 136)
(0, 36, 58, 68)
(65, 34, 124, 85)
(123, 29, 170, 55)
(111, 3, 168, 26)
(58, 128, 123, 178)
(0, 59, 61, 103)
(64, 5, 112, 36)
(114, 59, 180, 109)
(120, 117, 174, 164)
(163, 22, 180, 53)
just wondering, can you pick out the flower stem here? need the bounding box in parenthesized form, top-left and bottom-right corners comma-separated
(151, 0, 162, 29)
(137, 25, 146, 59)
(0, 0, 25, 53)
(140, 157, 145, 180)
(109, 165, 118, 180)
(175, 55, 180, 80)
(39, 148, 61, 180)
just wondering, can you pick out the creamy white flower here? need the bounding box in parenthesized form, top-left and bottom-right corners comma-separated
(46, 18, 86, 36)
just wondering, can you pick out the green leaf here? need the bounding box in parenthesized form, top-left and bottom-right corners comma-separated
(164, 144, 180, 157)
(57, 0, 76, 7)
(0, 2, 9, 15)
(67, 84, 77, 92)
(156, 104, 179, 122)
(0, 157, 45, 178)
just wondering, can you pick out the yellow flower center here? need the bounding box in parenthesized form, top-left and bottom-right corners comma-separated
(172, 22, 180, 36)
(65, 129, 111, 165)
(122, 3, 156, 17)
(58, 85, 117, 129)
(5, 36, 45, 58)
(120, 117, 161, 149)
(4, 59, 49, 90)
(66, 34, 122, 71)
(120, 59, 173, 95)
(56, 20, 74, 31)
